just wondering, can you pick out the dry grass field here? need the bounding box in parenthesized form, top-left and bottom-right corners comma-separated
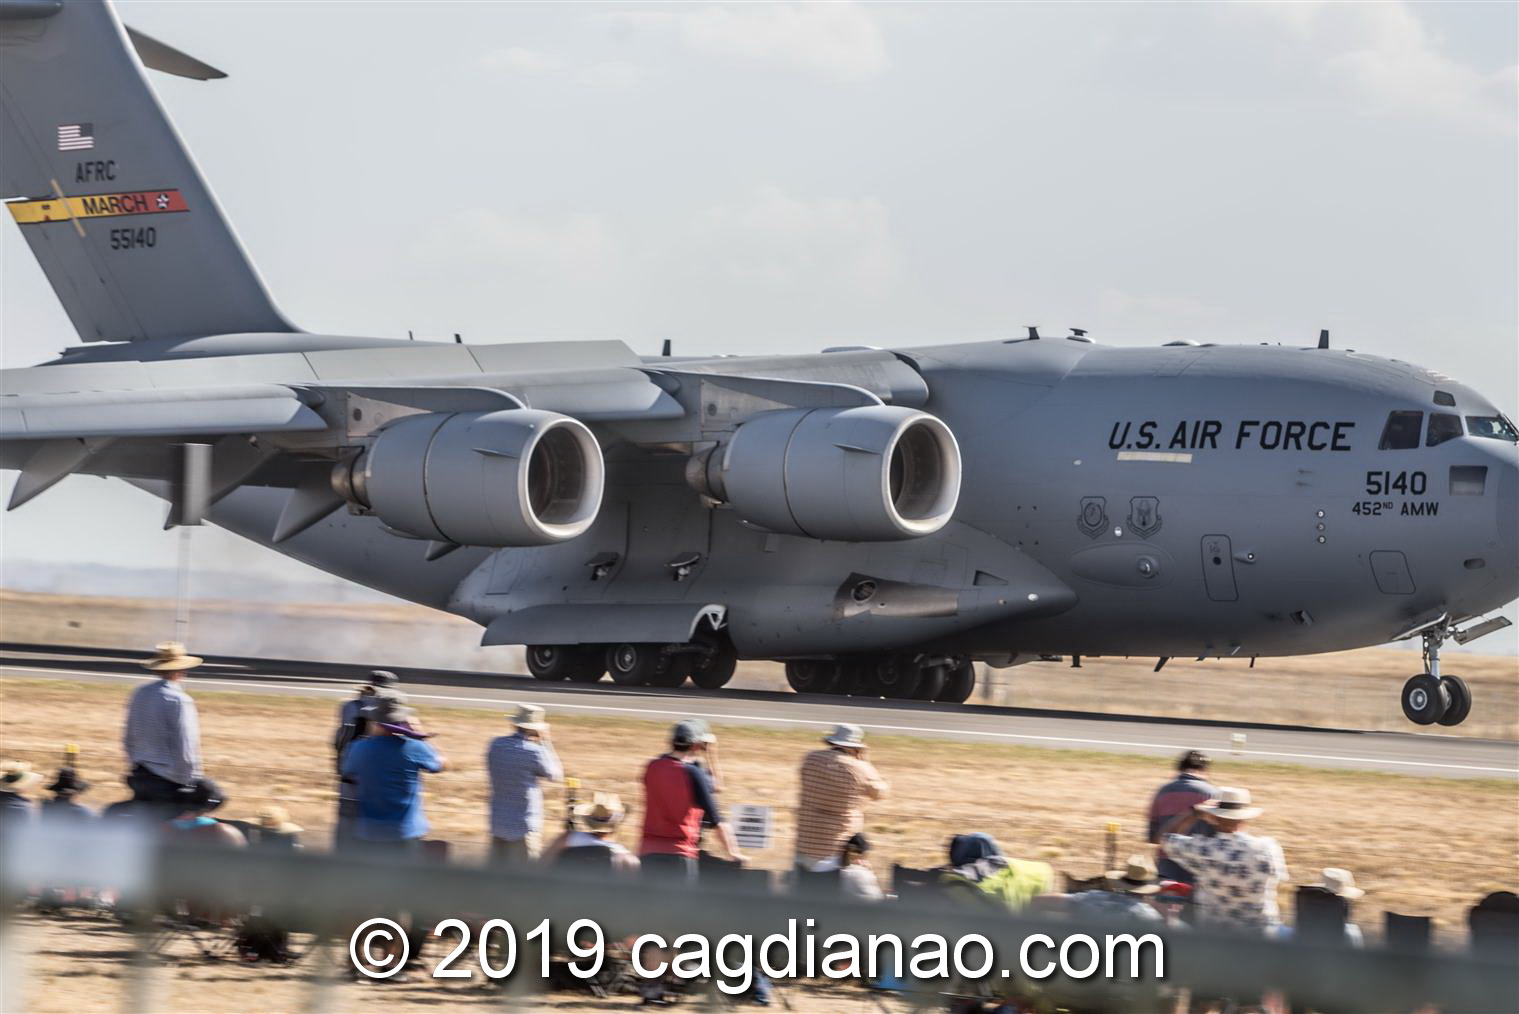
(2, 588, 1516, 738)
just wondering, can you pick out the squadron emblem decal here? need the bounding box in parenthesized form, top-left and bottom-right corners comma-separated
(1128, 496, 1163, 539)
(1077, 496, 1108, 538)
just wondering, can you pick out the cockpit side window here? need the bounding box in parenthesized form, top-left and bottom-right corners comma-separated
(1379, 410, 1423, 450)
(1426, 413, 1463, 447)
(1466, 415, 1518, 443)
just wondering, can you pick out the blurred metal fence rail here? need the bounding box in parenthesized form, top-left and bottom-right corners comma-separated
(2, 825, 1515, 1013)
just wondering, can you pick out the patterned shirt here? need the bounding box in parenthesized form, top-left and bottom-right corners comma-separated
(486, 732, 563, 840)
(794, 748, 888, 863)
(123, 678, 202, 786)
(1164, 830, 1288, 933)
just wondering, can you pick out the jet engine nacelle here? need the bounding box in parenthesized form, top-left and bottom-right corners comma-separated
(335, 409, 604, 546)
(693, 405, 961, 541)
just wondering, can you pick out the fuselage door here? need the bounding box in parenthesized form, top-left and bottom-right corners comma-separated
(1201, 534, 1238, 602)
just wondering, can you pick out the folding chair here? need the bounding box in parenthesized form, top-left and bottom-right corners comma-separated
(1384, 912, 1432, 952)
(1468, 891, 1519, 962)
(1294, 886, 1352, 946)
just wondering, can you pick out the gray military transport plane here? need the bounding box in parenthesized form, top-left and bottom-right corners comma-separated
(2, 1, 1515, 725)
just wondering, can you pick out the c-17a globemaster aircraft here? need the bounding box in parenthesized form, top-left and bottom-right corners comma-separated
(2, 1, 1515, 725)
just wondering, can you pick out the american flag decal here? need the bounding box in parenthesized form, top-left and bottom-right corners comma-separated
(57, 123, 94, 151)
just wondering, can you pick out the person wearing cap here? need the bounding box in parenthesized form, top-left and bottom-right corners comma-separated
(41, 766, 95, 824)
(333, 671, 404, 843)
(543, 792, 640, 874)
(794, 724, 889, 871)
(123, 642, 218, 815)
(1067, 855, 1166, 924)
(0, 761, 41, 831)
(486, 703, 563, 863)
(1146, 749, 1218, 885)
(339, 695, 446, 851)
(638, 719, 747, 879)
(1161, 786, 1288, 935)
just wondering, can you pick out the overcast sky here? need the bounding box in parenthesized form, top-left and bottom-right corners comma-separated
(2, 2, 1515, 645)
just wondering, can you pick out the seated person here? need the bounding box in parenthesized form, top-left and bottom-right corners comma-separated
(938, 833, 1054, 912)
(837, 833, 886, 901)
(1066, 855, 1165, 924)
(543, 793, 639, 875)
(41, 767, 95, 824)
(166, 780, 246, 848)
(252, 806, 304, 851)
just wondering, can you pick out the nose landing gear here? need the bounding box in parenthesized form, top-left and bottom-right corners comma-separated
(1399, 627, 1472, 727)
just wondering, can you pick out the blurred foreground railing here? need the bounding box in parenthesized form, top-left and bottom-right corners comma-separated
(2, 823, 1515, 1013)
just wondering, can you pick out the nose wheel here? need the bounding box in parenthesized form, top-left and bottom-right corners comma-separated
(1400, 628, 1473, 726)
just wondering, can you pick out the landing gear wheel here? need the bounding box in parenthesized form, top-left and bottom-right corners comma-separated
(913, 663, 948, 701)
(565, 647, 608, 683)
(606, 643, 668, 686)
(785, 660, 838, 695)
(526, 645, 579, 681)
(690, 637, 738, 690)
(647, 652, 692, 689)
(876, 656, 923, 699)
(1401, 673, 1447, 726)
(1436, 675, 1472, 727)
(936, 659, 976, 704)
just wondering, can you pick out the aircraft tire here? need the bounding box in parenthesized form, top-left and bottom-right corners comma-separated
(1400, 673, 1447, 725)
(936, 659, 976, 704)
(785, 660, 838, 694)
(1436, 675, 1472, 726)
(526, 645, 580, 681)
(876, 656, 923, 699)
(565, 647, 608, 683)
(647, 652, 691, 688)
(690, 638, 738, 690)
(606, 643, 666, 686)
(913, 663, 947, 701)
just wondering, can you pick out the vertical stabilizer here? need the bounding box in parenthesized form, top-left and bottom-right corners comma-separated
(0, 0, 297, 342)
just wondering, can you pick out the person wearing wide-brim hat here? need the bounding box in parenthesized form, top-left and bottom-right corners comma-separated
(340, 693, 446, 852)
(486, 704, 563, 865)
(125, 642, 214, 817)
(41, 766, 96, 824)
(1067, 854, 1165, 924)
(545, 793, 639, 874)
(1160, 786, 1289, 935)
(794, 723, 888, 871)
(0, 761, 42, 829)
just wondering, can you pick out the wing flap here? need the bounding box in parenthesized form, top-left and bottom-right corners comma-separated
(0, 384, 326, 439)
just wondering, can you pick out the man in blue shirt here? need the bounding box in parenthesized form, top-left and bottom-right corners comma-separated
(486, 703, 563, 863)
(339, 697, 446, 852)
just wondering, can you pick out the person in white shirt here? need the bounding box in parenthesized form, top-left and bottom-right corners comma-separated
(1162, 786, 1288, 935)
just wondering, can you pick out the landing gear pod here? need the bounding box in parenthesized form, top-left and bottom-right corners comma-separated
(695, 406, 961, 541)
(336, 409, 604, 546)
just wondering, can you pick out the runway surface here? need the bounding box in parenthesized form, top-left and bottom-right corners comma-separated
(3, 643, 1516, 780)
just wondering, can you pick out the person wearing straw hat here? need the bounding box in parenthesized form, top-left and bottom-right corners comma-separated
(486, 703, 563, 864)
(1161, 786, 1289, 935)
(794, 723, 889, 871)
(1067, 855, 1166, 924)
(123, 642, 216, 815)
(543, 792, 640, 874)
(0, 761, 42, 830)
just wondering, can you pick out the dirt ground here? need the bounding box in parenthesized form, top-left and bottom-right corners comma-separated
(3, 588, 1516, 738)
(0, 674, 1515, 1012)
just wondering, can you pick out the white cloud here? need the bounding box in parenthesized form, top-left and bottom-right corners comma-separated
(605, 3, 889, 81)
(478, 46, 566, 75)
(694, 185, 903, 292)
(1239, 2, 1515, 130)
(477, 47, 646, 89)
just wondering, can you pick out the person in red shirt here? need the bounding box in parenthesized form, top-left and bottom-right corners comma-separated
(638, 719, 747, 882)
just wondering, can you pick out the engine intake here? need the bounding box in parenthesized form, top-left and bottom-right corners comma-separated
(336, 409, 603, 546)
(693, 405, 961, 541)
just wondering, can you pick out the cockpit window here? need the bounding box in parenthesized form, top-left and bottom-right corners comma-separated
(1427, 413, 1463, 447)
(1379, 410, 1423, 450)
(1466, 415, 1518, 443)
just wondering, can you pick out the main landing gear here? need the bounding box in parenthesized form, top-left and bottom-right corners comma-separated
(784, 654, 976, 705)
(1399, 629, 1471, 727)
(525, 632, 738, 691)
